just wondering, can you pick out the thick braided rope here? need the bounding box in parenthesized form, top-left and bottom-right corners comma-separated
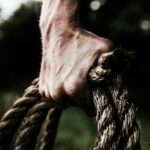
(0, 79, 62, 150)
(14, 99, 56, 150)
(89, 49, 141, 150)
(91, 87, 122, 150)
(110, 76, 141, 150)
(0, 79, 40, 150)
(40, 108, 62, 150)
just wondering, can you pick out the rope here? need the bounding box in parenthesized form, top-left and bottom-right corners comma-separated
(110, 76, 141, 149)
(0, 79, 40, 150)
(0, 48, 141, 150)
(14, 100, 54, 150)
(40, 108, 62, 150)
(0, 79, 62, 150)
(14, 103, 62, 150)
(89, 49, 141, 150)
(91, 87, 122, 150)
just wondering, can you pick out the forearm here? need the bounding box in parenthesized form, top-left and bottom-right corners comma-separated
(40, 0, 80, 50)
(40, 0, 79, 28)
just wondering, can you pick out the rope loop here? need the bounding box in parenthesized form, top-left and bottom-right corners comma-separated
(89, 48, 128, 84)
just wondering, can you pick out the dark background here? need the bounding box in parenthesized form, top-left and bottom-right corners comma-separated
(0, 0, 149, 149)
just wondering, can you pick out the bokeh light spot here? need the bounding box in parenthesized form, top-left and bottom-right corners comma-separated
(90, 0, 101, 11)
(140, 19, 150, 32)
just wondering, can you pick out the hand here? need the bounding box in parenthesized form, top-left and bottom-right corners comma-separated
(39, 22, 114, 115)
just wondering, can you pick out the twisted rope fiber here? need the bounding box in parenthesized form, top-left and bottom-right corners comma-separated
(0, 79, 62, 150)
(0, 79, 41, 150)
(14, 99, 60, 150)
(110, 76, 141, 149)
(91, 87, 123, 150)
(89, 49, 141, 150)
(40, 108, 62, 150)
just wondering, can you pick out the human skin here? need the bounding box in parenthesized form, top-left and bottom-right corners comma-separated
(39, 0, 114, 115)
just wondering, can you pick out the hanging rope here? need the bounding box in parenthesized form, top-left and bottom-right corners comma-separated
(0, 79, 40, 150)
(89, 49, 141, 150)
(0, 48, 141, 150)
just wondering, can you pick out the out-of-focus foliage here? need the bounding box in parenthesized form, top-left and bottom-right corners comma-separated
(0, 0, 150, 149)
(55, 108, 96, 150)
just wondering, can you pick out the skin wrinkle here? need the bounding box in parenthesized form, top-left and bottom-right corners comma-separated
(39, 0, 114, 115)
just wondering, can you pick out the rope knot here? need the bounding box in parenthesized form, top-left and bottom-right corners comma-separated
(89, 48, 128, 84)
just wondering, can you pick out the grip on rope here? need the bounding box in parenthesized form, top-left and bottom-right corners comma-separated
(0, 48, 141, 150)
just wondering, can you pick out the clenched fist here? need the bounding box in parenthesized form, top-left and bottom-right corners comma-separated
(39, 0, 114, 115)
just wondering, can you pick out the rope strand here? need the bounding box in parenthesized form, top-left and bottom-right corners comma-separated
(40, 108, 62, 150)
(14, 100, 52, 150)
(109, 76, 141, 150)
(91, 87, 122, 150)
(0, 79, 40, 150)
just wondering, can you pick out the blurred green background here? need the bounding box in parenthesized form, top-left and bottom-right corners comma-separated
(0, 0, 150, 149)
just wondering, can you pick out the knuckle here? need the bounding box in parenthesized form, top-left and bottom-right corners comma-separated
(50, 91, 58, 100)
(64, 78, 82, 96)
(39, 83, 49, 99)
(64, 82, 76, 96)
(39, 88, 44, 97)
(50, 83, 62, 101)
(45, 89, 50, 99)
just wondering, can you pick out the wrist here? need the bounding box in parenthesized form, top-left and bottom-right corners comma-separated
(40, 0, 79, 25)
(40, 0, 80, 49)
